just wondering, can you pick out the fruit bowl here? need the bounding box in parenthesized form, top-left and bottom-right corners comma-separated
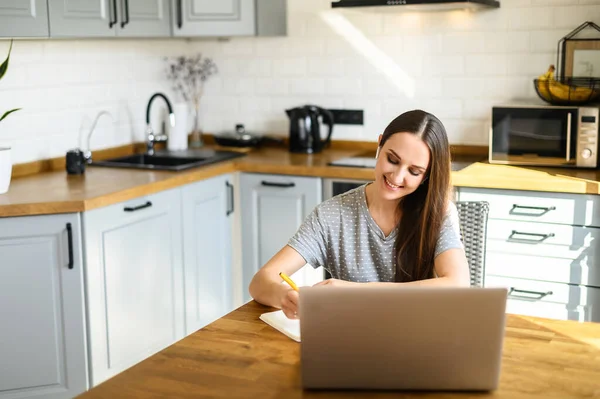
(534, 77, 600, 105)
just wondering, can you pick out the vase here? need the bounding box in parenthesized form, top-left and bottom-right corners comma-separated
(0, 147, 12, 194)
(189, 102, 204, 148)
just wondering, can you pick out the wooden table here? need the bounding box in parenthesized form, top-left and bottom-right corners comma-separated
(78, 301, 600, 399)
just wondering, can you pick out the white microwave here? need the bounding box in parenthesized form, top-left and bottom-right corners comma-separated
(489, 105, 599, 168)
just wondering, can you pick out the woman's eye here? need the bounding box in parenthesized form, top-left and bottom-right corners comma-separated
(409, 169, 421, 176)
(386, 155, 398, 165)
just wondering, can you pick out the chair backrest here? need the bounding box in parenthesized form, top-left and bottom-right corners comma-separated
(455, 201, 490, 287)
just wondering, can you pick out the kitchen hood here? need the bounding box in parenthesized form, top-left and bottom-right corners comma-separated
(331, 0, 500, 11)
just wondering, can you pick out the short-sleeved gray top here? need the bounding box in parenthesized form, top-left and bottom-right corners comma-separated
(287, 184, 464, 282)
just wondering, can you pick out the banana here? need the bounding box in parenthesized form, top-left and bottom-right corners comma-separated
(536, 65, 554, 102)
(537, 64, 598, 103)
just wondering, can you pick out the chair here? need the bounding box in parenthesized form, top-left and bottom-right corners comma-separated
(456, 201, 490, 287)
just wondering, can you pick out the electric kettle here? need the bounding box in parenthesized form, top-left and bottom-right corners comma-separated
(286, 105, 334, 154)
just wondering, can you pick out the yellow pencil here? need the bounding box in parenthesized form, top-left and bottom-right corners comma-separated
(279, 272, 299, 292)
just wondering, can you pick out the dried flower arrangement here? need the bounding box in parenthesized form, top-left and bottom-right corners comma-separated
(165, 54, 218, 147)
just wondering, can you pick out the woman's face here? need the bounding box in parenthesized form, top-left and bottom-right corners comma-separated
(374, 132, 430, 201)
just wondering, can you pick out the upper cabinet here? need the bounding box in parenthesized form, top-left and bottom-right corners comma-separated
(116, 0, 171, 37)
(172, 0, 286, 37)
(0, 0, 50, 38)
(48, 0, 171, 38)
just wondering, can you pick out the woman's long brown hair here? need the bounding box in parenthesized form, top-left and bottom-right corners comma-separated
(379, 110, 451, 282)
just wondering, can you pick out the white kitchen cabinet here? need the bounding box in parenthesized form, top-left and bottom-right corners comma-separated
(83, 188, 184, 387)
(458, 187, 600, 322)
(240, 173, 323, 303)
(0, 214, 87, 399)
(48, 0, 171, 38)
(172, 0, 286, 37)
(181, 174, 234, 335)
(0, 0, 49, 38)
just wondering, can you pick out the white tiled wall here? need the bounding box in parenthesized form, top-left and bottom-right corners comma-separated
(1, 0, 600, 164)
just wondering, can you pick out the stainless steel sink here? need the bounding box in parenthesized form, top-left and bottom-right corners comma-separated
(89, 149, 245, 171)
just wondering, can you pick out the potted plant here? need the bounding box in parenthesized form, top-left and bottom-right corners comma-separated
(0, 39, 21, 194)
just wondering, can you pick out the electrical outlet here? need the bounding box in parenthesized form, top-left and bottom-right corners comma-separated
(329, 109, 364, 125)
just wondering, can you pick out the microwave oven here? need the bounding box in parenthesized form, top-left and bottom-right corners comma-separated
(489, 105, 599, 168)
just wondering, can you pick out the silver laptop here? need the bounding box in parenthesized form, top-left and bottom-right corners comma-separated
(299, 286, 508, 391)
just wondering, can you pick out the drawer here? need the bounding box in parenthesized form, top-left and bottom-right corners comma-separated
(485, 252, 600, 288)
(458, 187, 600, 227)
(485, 275, 600, 322)
(484, 220, 600, 286)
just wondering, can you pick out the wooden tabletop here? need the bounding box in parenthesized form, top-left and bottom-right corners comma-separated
(2, 145, 600, 217)
(77, 301, 600, 399)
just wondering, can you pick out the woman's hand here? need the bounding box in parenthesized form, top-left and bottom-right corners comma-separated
(313, 278, 358, 287)
(281, 288, 300, 319)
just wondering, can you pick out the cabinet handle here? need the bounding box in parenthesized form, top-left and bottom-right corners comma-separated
(508, 230, 555, 243)
(120, 0, 129, 28)
(109, 0, 118, 28)
(261, 181, 295, 188)
(177, 0, 183, 29)
(226, 181, 234, 216)
(66, 223, 74, 270)
(508, 287, 553, 300)
(510, 204, 556, 216)
(124, 201, 153, 212)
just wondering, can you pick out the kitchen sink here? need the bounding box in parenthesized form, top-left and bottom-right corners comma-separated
(89, 149, 246, 171)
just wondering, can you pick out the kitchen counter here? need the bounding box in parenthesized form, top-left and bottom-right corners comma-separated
(77, 300, 600, 399)
(2, 146, 600, 217)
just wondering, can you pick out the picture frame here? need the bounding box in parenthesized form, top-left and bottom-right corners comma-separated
(564, 39, 600, 78)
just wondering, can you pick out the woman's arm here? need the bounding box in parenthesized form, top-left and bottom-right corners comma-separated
(248, 245, 307, 308)
(316, 248, 470, 288)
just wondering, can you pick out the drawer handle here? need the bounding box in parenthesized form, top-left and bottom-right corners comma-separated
(261, 181, 295, 188)
(124, 201, 153, 212)
(508, 287, 553, 300)
(66, 223, 74, 270)
(510, 204, 556, 216)
(508, 230, 555, 243)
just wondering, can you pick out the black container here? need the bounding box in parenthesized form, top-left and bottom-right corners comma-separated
(66, 149, 86, 175)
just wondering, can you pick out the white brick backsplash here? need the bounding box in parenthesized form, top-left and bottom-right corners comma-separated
(272, 58, 307, 76)
(483, 32, 530, 53)
(290, 78, 326, 95)
(422, 55, 464, 77)
(508, 7, 553, 30)
(3, 2, 600, 164)
(465, 55, 508, 76)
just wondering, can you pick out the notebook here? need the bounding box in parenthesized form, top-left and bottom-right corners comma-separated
(259, 310, 301, 342)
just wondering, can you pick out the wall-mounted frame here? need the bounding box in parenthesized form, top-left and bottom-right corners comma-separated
(558, 21, 600, 79)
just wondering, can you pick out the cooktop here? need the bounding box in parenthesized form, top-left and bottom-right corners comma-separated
(328, 157, 477, 172)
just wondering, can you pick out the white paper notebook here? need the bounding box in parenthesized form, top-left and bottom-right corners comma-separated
(259, 310, 301, 342)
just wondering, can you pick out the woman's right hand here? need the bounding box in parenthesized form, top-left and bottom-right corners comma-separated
(281, 288, 300, 319)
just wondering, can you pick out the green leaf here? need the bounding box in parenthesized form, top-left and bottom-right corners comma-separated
(0, 108, 20, 122)
(0, 39, 13, 81)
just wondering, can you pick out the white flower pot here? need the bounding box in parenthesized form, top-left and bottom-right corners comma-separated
(0, 147, 12, 194)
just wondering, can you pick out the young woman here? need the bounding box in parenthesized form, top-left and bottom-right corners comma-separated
(249, 110, 469, 319)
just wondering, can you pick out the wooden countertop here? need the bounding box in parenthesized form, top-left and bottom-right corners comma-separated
(77, 300, 600, 399)
(2, 145, 600, 217)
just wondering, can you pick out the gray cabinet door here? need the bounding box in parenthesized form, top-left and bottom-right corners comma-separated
(48, 0, 116, 38)
(172, 0, 255, 37)
(116, 0, 171, 37)
(0, 0, 49, 38)
(240, 173, 322, 302)
(181, 174, 234, 335)
(0, 214, 87, 399)
(83, 188, 184, 387)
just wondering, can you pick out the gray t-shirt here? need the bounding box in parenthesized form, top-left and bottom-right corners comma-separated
(287, 184, 464, 282)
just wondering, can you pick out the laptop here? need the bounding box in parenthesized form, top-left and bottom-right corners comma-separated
(299, 286, 508, 391)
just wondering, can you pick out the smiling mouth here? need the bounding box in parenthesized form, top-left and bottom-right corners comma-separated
(384, 176, 403, 190)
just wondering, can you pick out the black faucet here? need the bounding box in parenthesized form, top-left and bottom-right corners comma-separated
(145, 92, 175, 155)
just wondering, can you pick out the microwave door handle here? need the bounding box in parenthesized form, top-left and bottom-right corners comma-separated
(566, 112, 572, 162)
